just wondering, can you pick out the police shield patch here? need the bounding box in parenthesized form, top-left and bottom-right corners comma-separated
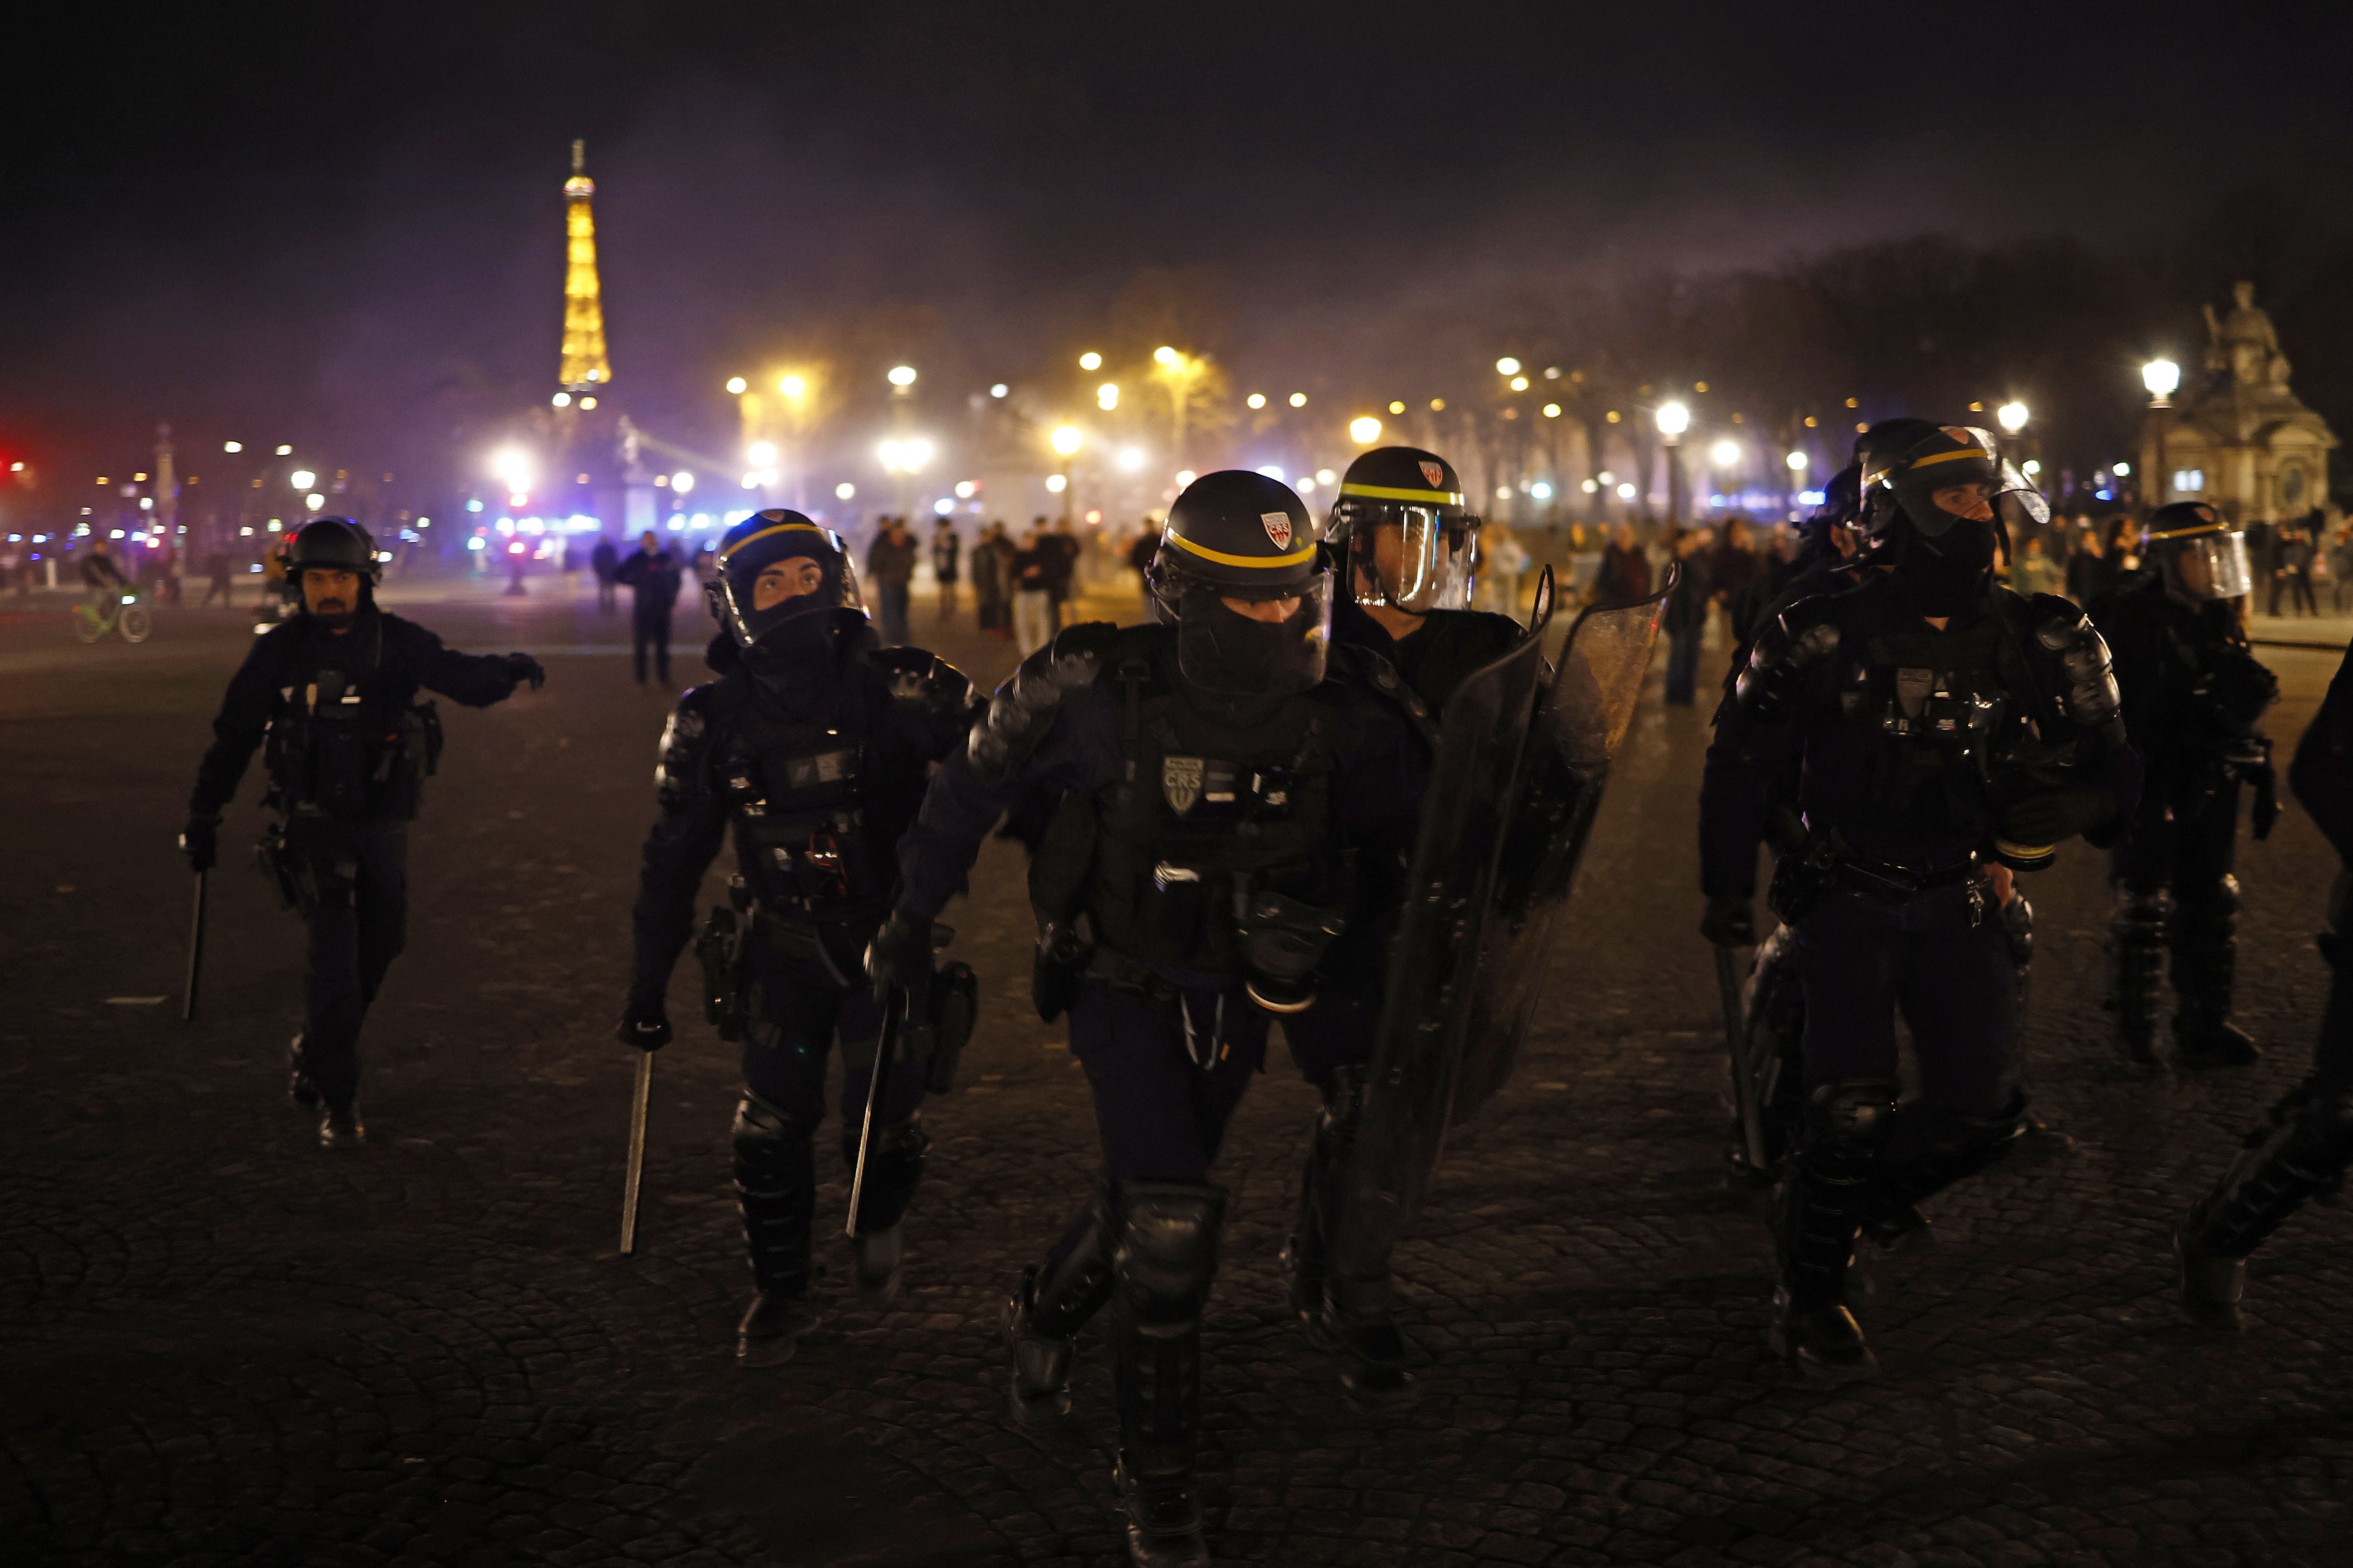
(1162, 755, 1205, 815)
(1261, 512, 1293, 550)
(1419, 461, 1445, 488)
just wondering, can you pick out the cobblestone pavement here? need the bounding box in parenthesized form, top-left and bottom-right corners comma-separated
(3, 584, 2348, 1568)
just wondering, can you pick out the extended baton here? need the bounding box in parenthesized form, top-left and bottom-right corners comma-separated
(618, 1052, 653, 1256)
(844, 988, 903, 1239)
(1713, 942, 1769, 1175)
(182, 870, 209, 1023)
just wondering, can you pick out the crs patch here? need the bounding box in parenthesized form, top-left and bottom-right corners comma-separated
(1419, 461, 1445, 488)
(1261, 512, 1293, 550)
(1162, 755, 1204, 815)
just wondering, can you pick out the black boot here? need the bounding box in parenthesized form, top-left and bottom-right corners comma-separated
(2177, 1081, 2353, 1329)
(845, 1117, 928, 1305)
(1110, 1182, 1223, 1568)
(1007, 1189, 1115, 1405)
(1768, 1081, 1893, 1383)
(1855, 1097, 2030, 1255)
(734, 1093, 820, 1365)
(1286, 1065, 1407, 1390)
(2174, 876, 2258, 1069)
(288, 1035, 320, 1109)
(317, 1100, 365, 1149)
(2107, 886, 2170, 1071)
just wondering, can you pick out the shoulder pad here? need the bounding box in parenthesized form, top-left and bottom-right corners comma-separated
(967, 622, 1122, 781)
(1735, 595, 1841, 720)
(2025, 593, 2096, 652)
(2022, 594, 2125, 737)
(654, 681, 731, 809)
(869, 645, 977, 714)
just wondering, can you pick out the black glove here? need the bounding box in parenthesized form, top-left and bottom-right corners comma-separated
(179, 813, 219, 874)
(865, 909, 934, 998)
(504, 651, 547, 691)
(1996, 784, 2115, 850)
(1699, 892, 1754, 947)
(616, 995, 671, 1051)
(2250, 765, 2282, 841)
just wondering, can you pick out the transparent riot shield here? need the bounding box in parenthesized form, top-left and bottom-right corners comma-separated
(1332, 568, 1669, 1276)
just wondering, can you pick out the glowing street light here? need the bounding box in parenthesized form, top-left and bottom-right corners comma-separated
(836, 482, 856, 501)
(551, 392, 573, 408)
(878, 438, 933, 473)
(223, 441, 243, 453)
(1785, 450, 1809, 472)
(1050, 424, 1084, 458)
(887, 364, 918, 389)
(1079, 352, 1103, 372)
(671, 471, 695, 495)
(1996, 401, 2030, 434)
(305, 493, 326, 509)
(1709, 438, 1741, 468)
(1288, 392, 1307, 408)
(990, 383, 1009, 398)
(1349, 416, 1383, 445)
(779, 374, 807, 399)
(2142, 358, 2181, 407)
(289, 469, 317, 490)
(1118, 446, 1146, 472)
(747, 441, 778, 466)
(1495, 357, 1521, 376)
(1153, 346, 1180, 367)
(490, 449, 533, 492)
(1045, 474, 1068, 493)
(1097, 383, 1120, 411)
(725, 376, 748, 395)
(1654, 402, 1690, 438)
(1655, 403, 1691, 522)
(1509, 375, 1530, 391)
(275, 445, 293, 456)
(1246, 393, 1267, 409)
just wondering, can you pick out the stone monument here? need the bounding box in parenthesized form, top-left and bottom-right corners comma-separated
(2141, 281, 2337, 522)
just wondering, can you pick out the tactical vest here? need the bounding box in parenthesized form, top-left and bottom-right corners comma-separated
(1832, 607, 2034, 845)
(718, 680, 895, 923)
(1038, 635, 1344, 979)
(263, 625, 438, 822)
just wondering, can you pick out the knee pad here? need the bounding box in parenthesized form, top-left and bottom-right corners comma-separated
(1111, 1182, 1226, 1329)
(732, 1091, 817, 1184)
(2111, 885, 2173, 941)
(1317, 1062, 1370, 1143)
(2179, 876, 2241, 942)
(846, 1115, 930, 1236)
(1030, 1185, 1117, 1337)
(1799, 1079, 1899, 1170)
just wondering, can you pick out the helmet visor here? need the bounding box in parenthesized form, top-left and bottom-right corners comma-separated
(1176, 572, 1333, 695)
(2161, 531, 2253, 601)
(716, 534, 864, 646)
(1349, 505, 1479, 611)
(1896, 459, 2048, 539)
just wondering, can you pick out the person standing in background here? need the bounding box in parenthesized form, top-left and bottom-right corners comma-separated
(970, 521, 1009, 636)
(1010, 525, 1055, 655)
(930, 516, 962, 621)
(1042, 515, 1080, 628)
(615, 529, 684, 686)
(2065, 524, 2110, 606)
(865, 515, 918, 644)
(1593, 522, 1653, 604)
(1660, 527, 1714, 706)
(2009, 534, 2063, 598)
(591, 533, 621, 613)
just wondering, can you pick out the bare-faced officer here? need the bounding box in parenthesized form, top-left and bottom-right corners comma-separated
(618, 511, 977, 1366)
(181, 518, 545, 1147)
(875, 471, 1430, 1566)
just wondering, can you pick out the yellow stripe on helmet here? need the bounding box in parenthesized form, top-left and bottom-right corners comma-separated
(718, 521, 834, 562)
(2147, 521, 2232, 541)
(1337, 481, 1466, 507)
(1905, 446, 1989, 471)
(1165, 529, 1319, 570)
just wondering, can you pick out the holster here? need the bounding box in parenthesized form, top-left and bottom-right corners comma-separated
(254, 819, 307, 913)
(921, 961, 980, 1095)
(1767, 835, 1837, 924)
(695, 888, 752, 1041)
(1032, 911, 1095, 1024)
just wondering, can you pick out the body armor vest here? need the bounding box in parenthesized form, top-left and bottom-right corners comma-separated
(1830, 611, 2028, 846)
(1051, 641, 1345, 980)
(719, 683, 894, 923)
(263, 624, 437, 822)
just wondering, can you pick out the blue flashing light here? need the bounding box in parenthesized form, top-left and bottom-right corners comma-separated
(466, 499, 485, 513)
(1798, 490, 1827, 506)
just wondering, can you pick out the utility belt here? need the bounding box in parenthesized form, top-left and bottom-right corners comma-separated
(1030, 868, 1348, 1026)
(1771, 831, 1983, 923)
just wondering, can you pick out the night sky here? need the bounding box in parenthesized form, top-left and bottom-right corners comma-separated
(7, 1, 2349, 482)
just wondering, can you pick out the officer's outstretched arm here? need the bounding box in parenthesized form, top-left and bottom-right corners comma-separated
(627, 688, 731, 1012)
(401, 622, 540, 706)
(893, 624, 1113, 923)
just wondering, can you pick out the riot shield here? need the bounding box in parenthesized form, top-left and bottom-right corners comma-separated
(1332, 568, 1668, 1275)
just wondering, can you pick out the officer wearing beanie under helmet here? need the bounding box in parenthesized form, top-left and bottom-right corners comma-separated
(876, 471, 1431, 1567)
(1276, 445, 1523, 1390)
(181, 517, 547, 1148)
(617, 510, 979, 1366)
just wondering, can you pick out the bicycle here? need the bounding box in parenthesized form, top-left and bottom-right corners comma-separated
(73, 585, 152, 644)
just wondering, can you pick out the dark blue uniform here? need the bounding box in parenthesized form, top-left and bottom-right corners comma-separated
(189, 610, 529, 1110)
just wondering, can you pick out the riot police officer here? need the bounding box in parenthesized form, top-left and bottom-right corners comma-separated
(1283, 445, 1517, 1388)
(2089, 502, 2279, 1070)
(618, 511, 977, 1366)
(180, 518, 546, 1147)
(874, 471, 1429, 1567)
(2176, 639, 2353, 1328)
(1701, 424, 2141, 1381)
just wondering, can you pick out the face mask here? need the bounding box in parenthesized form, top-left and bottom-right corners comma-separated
(744, 611, 836, 687)
(1893, 520, 1995, 616)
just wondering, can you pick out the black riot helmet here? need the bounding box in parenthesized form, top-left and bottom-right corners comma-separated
(1859, 423, 2049, 544)
(1324, 445, 1480, 613)
(1146, 469, 1333, 695)
(287, 517, 383, 584)
(2142, 501, 2254, 603)
(709, 510, 866, 655)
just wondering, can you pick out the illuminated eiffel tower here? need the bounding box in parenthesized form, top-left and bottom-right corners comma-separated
(559, 139, 611, 396)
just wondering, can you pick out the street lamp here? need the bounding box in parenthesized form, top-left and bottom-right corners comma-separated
(887, 365, 918, 389)
(1996, 401, 2029, 434)
(1495, 357, 1521, 376)
(725, 376, 748, 395)
(779, 374, 806, 399)
(671, 471, 695, 496)
(1349, 416, 1383, 445)
(1079, 352, 1103, 372)
(747, 441, 777, 467)
(2144, 359, 2181, 509)
(1655, 402, 1689, 525)
(1097, 383, 1119, 411)
(1050, 424, 1083, 458)
(223, 441, 243, 453)
(1050, 424, 1083, 522)
(1153, 346, 1179, 367)
(1709, 438, 1741, 469)
(290, 470, 316, 491)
